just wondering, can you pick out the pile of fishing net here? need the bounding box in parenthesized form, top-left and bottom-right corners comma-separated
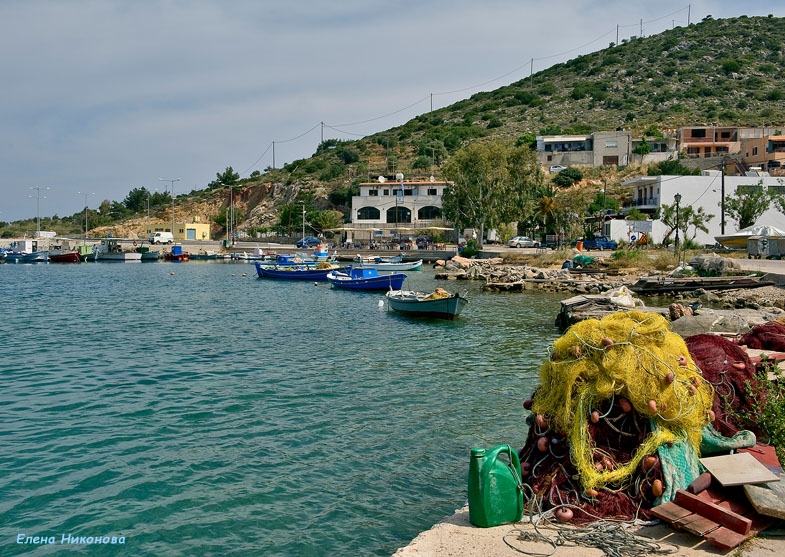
(519, 311, 715, 522)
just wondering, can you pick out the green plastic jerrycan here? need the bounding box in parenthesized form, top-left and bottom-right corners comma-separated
(468, 445, 524, 527)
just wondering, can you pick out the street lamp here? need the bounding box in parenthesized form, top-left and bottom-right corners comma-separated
(599, 188, 607, 234)
(159, 178, 180, 239)
(77, 191, 95, 245)
(674, 193, 682, 264)
(146, 189, 157, 240)
(29, 186, 49, 237)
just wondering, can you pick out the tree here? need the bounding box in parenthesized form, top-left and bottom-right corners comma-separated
(633, 139, 651, 157)
(442, 141, 543, 245)
(310, 210, 344, 235)
(123, 187, 152, 213)
(724, 181, 772, 230)
(552, 167, 583, 188)
(442, 141, 509, 245)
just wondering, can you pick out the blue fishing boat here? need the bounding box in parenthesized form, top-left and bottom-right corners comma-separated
(326, 266, 406, 291)
(254, 261, 343, 281)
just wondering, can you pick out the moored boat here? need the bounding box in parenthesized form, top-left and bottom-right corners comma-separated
(93, 239, 143, 261)
(353, 255, 423, 271)
(386, 288, 468, 320)
(254, 261, 342, 280)
(326, 266, 406, 291)
(48, 250, 81, 263)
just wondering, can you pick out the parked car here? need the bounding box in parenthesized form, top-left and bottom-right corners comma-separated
(582, 236, 618, 250)
(508, 236, 540, 248)
(549, 165, 568, 173)
(296, 236, 321, 248)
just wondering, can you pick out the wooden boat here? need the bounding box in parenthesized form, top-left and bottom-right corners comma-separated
(386, 288, 468, 320)
(93, 239, 142, 262)
(326, 266, 406, 291)
(629, 274, 773, 294)
(254, 261, 343, 280)
(48, 250, 81, 263)
(353, 254, 423, 271)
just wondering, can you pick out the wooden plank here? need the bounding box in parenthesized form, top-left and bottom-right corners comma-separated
(674, 513, 720, 536)
(699, 452, 781, 486)
(649, 501, 694, 524)
(705, 527, 747, 550)
(674, 490, 752, 535)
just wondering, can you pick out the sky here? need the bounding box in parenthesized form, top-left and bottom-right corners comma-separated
(2, 1, 784, 224)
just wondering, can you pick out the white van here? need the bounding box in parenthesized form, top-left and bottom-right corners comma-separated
(149, 232, 174, 244)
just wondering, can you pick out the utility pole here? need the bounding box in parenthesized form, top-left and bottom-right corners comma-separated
(159, 178, 180, 238)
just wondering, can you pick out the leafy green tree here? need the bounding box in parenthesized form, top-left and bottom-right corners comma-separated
(633, 139, 651, 156)
(123, 187, 152, 213)
(723, 181, 771, 230)
(552, 167, 583, 188)
(310, 210, 344, 234)
(648, 160, 700, 176)
(442, 141, 543, 245)
(442, 141, 508, 244)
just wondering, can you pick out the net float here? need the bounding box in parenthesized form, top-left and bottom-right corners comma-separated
(523, 399, 533, 410)
(537, 436, 549, 452)
(601, 337, 614, 347)
(535, 414, 548, 429)
(619, 398, 632, 412)
(585, 488, 599, 498)
(648, 399, 658, 413)
(652, 479, 664, 497)
(590, 410, 600, 423)
(664, 371, 675, 384)
(555, 507, 574, 522)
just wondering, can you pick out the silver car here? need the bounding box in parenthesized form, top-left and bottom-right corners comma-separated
(508, 236, 540, 248)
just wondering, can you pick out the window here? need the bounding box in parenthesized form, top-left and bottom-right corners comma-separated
(605, 141, 618, 148)
(418, 206, 442, 220)
(737, 185, 763, 194)
(691, 129, 706, 138)
(768, 185, 785, 195)
(357, 207, 380, 220)
(383, 189, 389, 196)
(427, 188, 437, 196)
(368, 189, 378, 197)
(753, 146, 759, 156)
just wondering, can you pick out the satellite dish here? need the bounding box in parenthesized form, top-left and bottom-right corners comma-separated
(395, 173, 404, 181)
(378, 176, 386, 183)
(429, 176, 435, 182)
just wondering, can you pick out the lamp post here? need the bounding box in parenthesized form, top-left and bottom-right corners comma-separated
(674, 193, 682, 265)
(599, 188, 607, 234)
(159, 178, 180, 239)
(29, 186, 49, 237)
(146, 189, 157, 241)
(77, 191, 95, 245)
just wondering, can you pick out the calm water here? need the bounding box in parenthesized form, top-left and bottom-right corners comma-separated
(0, 261, 563, 556)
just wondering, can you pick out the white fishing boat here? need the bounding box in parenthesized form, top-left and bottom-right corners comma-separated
(353, 254, 422, 271)
(93, 239, 142, 261)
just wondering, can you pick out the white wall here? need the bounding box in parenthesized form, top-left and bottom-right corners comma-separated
(629, 175, 785, 246)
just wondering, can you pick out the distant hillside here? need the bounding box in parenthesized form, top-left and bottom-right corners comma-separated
(5, 14, 785, 238)
(233, 14, 785, 230)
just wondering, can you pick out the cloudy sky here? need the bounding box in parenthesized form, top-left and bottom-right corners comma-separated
(2, 1, 783, 223)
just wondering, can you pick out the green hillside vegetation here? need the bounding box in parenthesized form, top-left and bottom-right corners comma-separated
(3, 14, 785, 240)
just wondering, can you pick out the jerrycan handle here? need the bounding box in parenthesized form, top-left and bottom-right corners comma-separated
(484, 444, 523, 488)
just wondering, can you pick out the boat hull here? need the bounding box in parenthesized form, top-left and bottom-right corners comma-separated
(327, 269, 406, 291)
(254, 261, 343, 280)
(354, 259, 423, 271)
(48, 252, 81, 263)
(386, 290, 468, 320)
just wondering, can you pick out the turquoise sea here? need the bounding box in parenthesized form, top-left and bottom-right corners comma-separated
(0, 261, 563, 556)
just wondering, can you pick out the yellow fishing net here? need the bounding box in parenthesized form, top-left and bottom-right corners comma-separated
(531, 310, 714, 490)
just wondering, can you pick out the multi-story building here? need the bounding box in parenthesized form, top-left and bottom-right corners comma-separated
(536, 130, 632, 169)
(346, 177, 451, 244)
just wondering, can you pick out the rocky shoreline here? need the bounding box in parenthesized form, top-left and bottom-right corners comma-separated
(434, 254, 785, 311)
